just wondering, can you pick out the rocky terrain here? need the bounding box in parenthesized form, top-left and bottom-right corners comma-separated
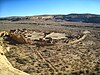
(0, 16, 100, 75)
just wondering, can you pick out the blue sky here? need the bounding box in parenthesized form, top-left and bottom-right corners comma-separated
(0, 0, 100, 17)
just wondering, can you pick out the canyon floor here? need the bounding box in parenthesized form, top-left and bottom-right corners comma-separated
(0, 20, 100, 75)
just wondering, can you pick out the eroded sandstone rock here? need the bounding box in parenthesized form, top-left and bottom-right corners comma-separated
(0, 46, 29, 75)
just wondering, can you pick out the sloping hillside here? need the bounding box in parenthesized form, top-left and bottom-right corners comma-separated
(0, 14, 100, 23)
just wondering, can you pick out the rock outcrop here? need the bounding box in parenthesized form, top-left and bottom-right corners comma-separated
(0, 46, 29, 75)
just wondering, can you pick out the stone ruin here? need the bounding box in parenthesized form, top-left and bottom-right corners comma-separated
(0, 29, 90, 46)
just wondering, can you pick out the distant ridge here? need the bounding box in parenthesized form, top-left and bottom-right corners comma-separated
(0, 13, 100, 23)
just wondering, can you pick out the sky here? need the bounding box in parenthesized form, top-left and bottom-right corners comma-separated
(0, 0, 100, 17)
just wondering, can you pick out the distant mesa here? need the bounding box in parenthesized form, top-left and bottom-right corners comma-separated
(30, 15, 53, 20)
(0, 13, 100, 23)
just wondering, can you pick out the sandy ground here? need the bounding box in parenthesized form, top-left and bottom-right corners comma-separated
(0, 21, 100, 75)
